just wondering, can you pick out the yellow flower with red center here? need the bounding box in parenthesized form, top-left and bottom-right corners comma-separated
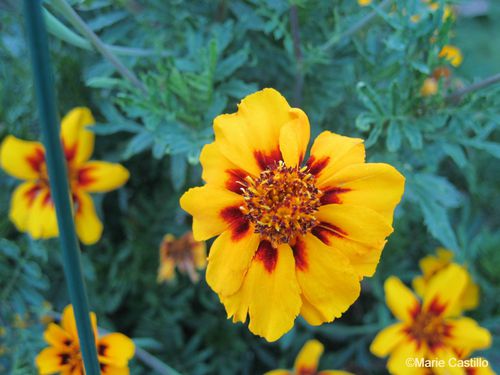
(180, 88, 405, 341)
(370, 265, 491, 375)
(439, 45, 463, 67)
(265, 339, 353, 375)
(157, 232, 207, 283)
(0, 108, 129, 245)
(413, 248, 479, 314)
(35, 305, 134, 375)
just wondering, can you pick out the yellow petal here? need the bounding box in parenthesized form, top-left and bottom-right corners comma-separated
(26, 188, 59, 240)
(77, 161, 129, 192)
(445, 317, 492, 352)
(315, 204, 393, 247)
(221, 242, 301, 342)
(0, 135, 45, 180)
(60, 107, 95, 165)
(157, 258, 176, 282)
(370, 322, 407, 358)
(44, 323, 73, 348)
(278, 108, 310, 167)
(180, 185, 245, 241)
(9, 181, 42, 232)
(35, 347, 68, 374)
(423, 263, 467, 318)
(61, 305, 98, 342)
(263, 371, 291, 375)
(293, 234, 360, 324)
(98, 333, 135, 367)
(439, 45, 463, 67)
(200, 142, 249, 193)
(384, 277, 421, 322)
(192, 241, 207, 270)
(432, 347, 466, 375)
(74, 191, 103, 245)
(206, 230, 260, 296)
(293, 339, 323, 374)
(101, 365, 130, 375)
(319, 163, 405, 224)
(412, 275, 426, 298)
(300, 296, 330, 326)
(307, 131, 365, 188)
(214, 88, 292, 175)
(318, 371, 354, 375)
(461, 275, 479, 311)
(387, 339, 426, 375)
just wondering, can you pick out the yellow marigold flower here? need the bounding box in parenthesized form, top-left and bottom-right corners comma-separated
(420, 78, 438, 97)
(35, 305, 134, 375)
(413, 248, 479, 313)
(179, 88, 405, 341)
(0, 108, 129, 245)
(157, 232, 207, 283)
(358, 0, 372, 6)
(370, 265, 491, 375)
(439, 45, 463, 67)
(264, 339, 353, 375)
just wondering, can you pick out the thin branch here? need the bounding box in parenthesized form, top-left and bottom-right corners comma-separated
(50, 0, 147, 92)
(320, 0, 391, 52)
(49, 312, 181, 375)
(445, 73, 500, 103)
(289, 4, 304, 106)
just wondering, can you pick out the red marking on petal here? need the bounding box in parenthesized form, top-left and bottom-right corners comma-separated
(297, 366, 316, 375)
(426, 297, 447, 316)
(255, 240, 277, 273)
(63, 140, 77, 163)
(25, 148, 45, 173)
(311, 221, 347, 245)
(225, 169, 247, 194)
(320, 187, 351, 205)
(292, 238, 308, 271)
(24, 185, 42, 205)
(41, 190, 53, 207)
(97, 344, 107, 356)
(77, 165, 97, 187)
(306, 156, 329, 176)
(220, 206, 250, 241)
(59, 353, 70, 365)
(254, 149, 282, 170)
(409, 303, 422, 320)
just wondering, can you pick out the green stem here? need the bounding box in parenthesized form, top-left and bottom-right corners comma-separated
(43, 8, 170, 57)
(445, 72, 500, 104)
(22, 1, 100, 374)
(50, 0, 147, 92)
(320, 0, 391, 52)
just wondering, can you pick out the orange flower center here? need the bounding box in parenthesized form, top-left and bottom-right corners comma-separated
(408, 311, 449, 349)
(240, 161, 321, 247)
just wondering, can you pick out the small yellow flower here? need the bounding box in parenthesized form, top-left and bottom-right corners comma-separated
(439, 45, 463, 67)
(413, 248, 479, 313)
(264, 339, 352, 375)
(0, 108, 129, 245)
(358, 0, 372, 6)
(370, 265, 491, 375)
(35, 305, 134, 375)
(420, 78, 438, 97)
(157, 232, 207, 283)
(180, 88, 405, 341)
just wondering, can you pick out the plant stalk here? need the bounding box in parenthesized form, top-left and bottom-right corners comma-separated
(22, 1, 101, 373)
(50, 0, 147, 92)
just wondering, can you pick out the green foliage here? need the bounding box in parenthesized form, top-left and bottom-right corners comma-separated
(1, 0, 499, 374)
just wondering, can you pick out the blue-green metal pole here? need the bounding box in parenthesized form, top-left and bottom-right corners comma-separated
(22, 1, 101, 373)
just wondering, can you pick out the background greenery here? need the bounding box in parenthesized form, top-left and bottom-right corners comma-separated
(0, 0, 499, 374)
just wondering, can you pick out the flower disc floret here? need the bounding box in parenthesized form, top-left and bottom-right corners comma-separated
(241, 161, 322, 247)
